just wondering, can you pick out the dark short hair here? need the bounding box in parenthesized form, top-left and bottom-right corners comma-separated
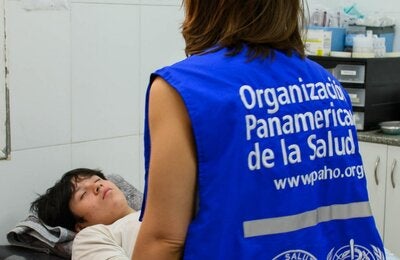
(30, 168, 106, 231)
(182, 0, 306, 59)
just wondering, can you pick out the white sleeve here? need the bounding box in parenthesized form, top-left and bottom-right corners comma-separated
(72, 225, 129, 260)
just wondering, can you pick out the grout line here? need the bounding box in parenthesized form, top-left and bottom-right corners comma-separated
(11, 134, 143, 153)
(69, 0, 73, 168)
(71, 1, 180, 7)
(3, 0, 11, 159)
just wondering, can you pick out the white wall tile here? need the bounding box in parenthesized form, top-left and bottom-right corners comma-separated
(0, 145, 71, 245)
(71, 3, 141, 142)
(0, 0, 7, 160)
(307, 0, 400, 12)
(72, 0, 140, 4)
(71, 135, 142, 190)
(139, 4, 185, 134)
(140, 0, 181, 5)
(71, 0, 181, 4)
(138, 133, 145, 192)
(7, 1, 71, 150)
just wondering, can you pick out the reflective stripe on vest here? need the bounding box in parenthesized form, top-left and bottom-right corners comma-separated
(243, 201, 372, 238)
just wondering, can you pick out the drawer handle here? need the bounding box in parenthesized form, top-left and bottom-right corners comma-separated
(374, 156, 380, 185)
(390, 159, 397, 189)
(340, 70, 357, 76)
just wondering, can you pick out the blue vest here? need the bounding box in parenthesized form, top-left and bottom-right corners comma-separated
(141, 48, 385, 259)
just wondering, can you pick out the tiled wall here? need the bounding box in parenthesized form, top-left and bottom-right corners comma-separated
(0, 0, 185, 244)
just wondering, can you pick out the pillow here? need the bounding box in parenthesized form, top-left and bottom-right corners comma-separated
(106, 174, 143, 211)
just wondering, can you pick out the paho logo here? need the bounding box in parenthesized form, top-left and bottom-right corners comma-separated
(327, 239, 385, 260)
(273, 250, 317, 260)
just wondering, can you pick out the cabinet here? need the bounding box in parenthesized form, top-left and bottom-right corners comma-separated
(309, 56, 400, 131)
(384, 145, 400, 256)
(359, 141, 400, 256)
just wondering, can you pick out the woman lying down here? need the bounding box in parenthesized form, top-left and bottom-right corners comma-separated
(31, 168, 142, 260)
(31, 168, 400, 260)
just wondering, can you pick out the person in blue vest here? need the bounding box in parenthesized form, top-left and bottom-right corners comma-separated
(133, 0, 385, 259)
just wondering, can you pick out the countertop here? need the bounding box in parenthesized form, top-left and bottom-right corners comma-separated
(357, 130, 400, 146)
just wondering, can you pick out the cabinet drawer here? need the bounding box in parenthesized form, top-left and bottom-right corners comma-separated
(333, 64, 365, 83)
(345, 88, 365, 107)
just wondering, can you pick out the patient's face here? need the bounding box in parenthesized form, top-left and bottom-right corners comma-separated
(69, 175, 133, 231)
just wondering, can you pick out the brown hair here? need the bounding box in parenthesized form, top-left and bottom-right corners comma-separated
(30, 168, 106, 231)
(182, 0, 306, 59)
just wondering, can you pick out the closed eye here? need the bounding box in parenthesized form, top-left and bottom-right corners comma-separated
(80, 192, 86, 200)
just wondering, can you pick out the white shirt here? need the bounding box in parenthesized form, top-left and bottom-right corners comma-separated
(72, 211, 141, 260)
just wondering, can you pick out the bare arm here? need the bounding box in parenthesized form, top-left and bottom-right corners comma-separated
(132, 77, 197, 260)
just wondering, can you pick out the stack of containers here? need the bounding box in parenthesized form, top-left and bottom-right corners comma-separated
(306, 5, 396, 58)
